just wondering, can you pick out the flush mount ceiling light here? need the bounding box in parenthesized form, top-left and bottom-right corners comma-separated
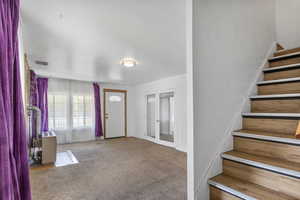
(120, 57, 137, 68)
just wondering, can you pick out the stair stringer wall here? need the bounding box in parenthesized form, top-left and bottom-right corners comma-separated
(195, 42, 276, 200)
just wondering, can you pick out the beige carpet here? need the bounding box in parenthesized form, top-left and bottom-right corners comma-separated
(30, 137, 187, 200)
(160, 133, 174, 143)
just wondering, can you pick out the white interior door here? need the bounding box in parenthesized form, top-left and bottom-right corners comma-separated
(105, 91, 126, 138)
(145, 91, 175, 147)
(159, 92, 174, 143)
(146, 94, 156, 139)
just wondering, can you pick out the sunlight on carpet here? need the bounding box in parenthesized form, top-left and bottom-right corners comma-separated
(55, 150, 79, 167)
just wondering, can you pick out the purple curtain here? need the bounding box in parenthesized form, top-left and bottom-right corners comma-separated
(93, 83, 103, 137)
(0, 0, 32, 199)
(37, 78, 48, 132)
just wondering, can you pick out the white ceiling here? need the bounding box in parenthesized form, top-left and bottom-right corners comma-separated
(21, 0, 186, 85)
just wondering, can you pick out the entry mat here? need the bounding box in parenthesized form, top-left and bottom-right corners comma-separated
(55, 150, 79, 167)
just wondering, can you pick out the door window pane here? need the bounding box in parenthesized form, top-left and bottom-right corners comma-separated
(146, 94, 156, 138)
(159, 92, 174, 143)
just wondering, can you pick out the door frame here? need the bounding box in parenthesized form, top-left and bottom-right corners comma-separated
(144, 89, 176, 148)
(103, 89, 127, 139)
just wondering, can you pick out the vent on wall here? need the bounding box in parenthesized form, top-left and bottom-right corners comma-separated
(35, 60, 48, 66)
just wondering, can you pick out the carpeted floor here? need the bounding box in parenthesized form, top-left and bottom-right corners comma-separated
(30, 137, 187, 200)
(160, 133, 174, 143)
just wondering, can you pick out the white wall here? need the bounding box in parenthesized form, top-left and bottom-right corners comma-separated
(276, 0, 300, 49)
(186, 0, 194, 199)
(192, 0, 276, 199)
(134, 74, 187, 152)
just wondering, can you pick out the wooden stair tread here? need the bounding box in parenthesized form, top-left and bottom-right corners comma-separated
(269, 52, 300, 61)
(268, 55, 300, 68)
(209, 174, 296, 200)
(234, 129, 300, 143)
(223, 151, 300, 178)
(263, 63, 300, 73)
(250, 98, 300, 114)
(274, 47, 300, 57)
(263, 64, 300, 81)
(257, 77, 300, 85)
(242, 117, 298, 136)
(257, 80, 300, 95)
(209, 45, 300, 199)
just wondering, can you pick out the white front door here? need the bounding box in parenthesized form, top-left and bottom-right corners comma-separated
(104, 91, 126, 138)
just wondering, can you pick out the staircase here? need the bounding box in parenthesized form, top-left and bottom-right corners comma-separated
(208, 47, 300, 200)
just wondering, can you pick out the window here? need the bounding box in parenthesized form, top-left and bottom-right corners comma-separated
(109, 95, 122, 102)
(72, 95, 92, 128)
(48, 94, 67, 130)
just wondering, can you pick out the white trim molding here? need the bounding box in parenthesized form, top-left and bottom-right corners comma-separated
(233, 131, 300, 145)
(257, 77, 300, 85)
(263, 63, 300, 72)
(242, 112, 300, 118)
(250, 93, 300, 99)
